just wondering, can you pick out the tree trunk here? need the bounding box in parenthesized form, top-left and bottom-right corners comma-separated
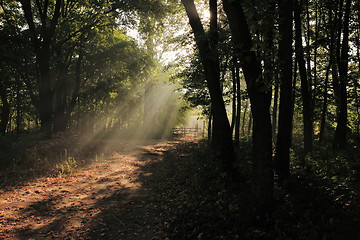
(242, 99, 248, 135)
(274, 0, 293, 182)
(222, 0, 274, 214)
(319, 3, 338, 142)
(319, 63, 331, 142)
(230, 59, 237, 135)
(0, 81, 10, 135)
(294, 0, 313, 154)
(272, 83, 279, 143)
(16, 79, 22, 134)
(234, 61, 241, 145)
(53, 51, 83, 133)
(20, 0, 62, 137)
(207, 112, 212, 142)
(334, 0, 351, 149)
(181, 0, 237, 180)
(53, 77, 67, 134)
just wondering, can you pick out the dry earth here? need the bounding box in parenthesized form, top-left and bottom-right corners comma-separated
(0, 139, 196, 240)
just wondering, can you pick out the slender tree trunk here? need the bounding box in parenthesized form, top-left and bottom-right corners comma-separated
(231, 61, 237, 134)
(223, 0, 274, 214)
(16, 79, 22, 134)
(319, 63, 330, 142)
(272, 83, 279, 143)
(356, 5, 360, 140)
(242, 99, 248, 135)
(207, 112, 212, 142)
(181, 0, 237, 180)
(333, 0, 343, 115)
(247, 111, 252, 137)
(0, 81, 10, 135)
(305, 0, 313, 99)
(274, 0, 293, 182)
(320, 4, 337, 142)
(235, 62, 241, 144)
(334, 0, 351, 149)
(313, 1, 319, 110)
(294, 0, 313, 154)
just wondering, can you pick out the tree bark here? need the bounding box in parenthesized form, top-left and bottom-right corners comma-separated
(181, 0, 237, 180)
(274, 0, 293, 182)
(20, 0, 62, 137)
(272, 83, 279, 143)
(53, 51, 82, 133)
(319, 62, 331, 143)
(230, 63, 237, 135)
(0, 81, 10, 134)
(319, 3, 338, 142)
(222, 0, 274, 214)
(334, 0, 351, 149)
(294, 0, 313, 154)
(234, 60, 241, 145)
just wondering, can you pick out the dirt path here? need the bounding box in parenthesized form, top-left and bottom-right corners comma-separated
(0, 139, 195, 240)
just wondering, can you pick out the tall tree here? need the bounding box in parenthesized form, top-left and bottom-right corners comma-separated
(222, 0, 274, 213)
(0, 81, 10, 134)
(274, 0, 293, 182)
(334, 0, 351, 149)
(319, 1, 338, 142)
(20, 0, 62, 136)
(181, 0, 237, 180)
(294, 0, 313, 154)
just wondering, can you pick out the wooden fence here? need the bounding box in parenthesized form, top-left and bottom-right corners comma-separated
(172, 127, 204, 138)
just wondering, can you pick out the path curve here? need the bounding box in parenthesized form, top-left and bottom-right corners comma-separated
(0, 139, 195, 240)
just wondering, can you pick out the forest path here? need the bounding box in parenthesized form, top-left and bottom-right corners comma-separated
(0, 139, 196, 240)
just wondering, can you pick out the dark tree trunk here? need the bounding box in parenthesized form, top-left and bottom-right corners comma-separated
(312, 1, 319, 110)
(181, 0, 237, 180)
(16, 79, 22, 134)
(294, 0, 313, 154)
(331, 1, 342, 121)
(272, 83, 279, 143)
(231, 57, 241, 144)
(53, 77, 67, 134)
(207, 113, 212, 142)
(319, 63, 331, 142)
(234, 61, 241, 145)
(334, 0, 351, 149)
(242, 99, 248, 135)
(320, 3, 338, 142)
(222, 0, 274, 214)
(53, 52, 82, 133)
(0, 81, 10, 135)
(274, 0, 293, 182)
(231, 59, 237, 135)
(21, 0, 62, 137)
(305, 0, 313, 100)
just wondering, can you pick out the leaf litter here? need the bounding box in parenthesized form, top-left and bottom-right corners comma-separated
(0, 139, 198, 240)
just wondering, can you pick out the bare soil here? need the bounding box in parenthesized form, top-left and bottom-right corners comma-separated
(0, 139, 196, 240)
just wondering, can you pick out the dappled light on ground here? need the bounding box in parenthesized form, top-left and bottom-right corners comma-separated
(0, 140, 194, 239)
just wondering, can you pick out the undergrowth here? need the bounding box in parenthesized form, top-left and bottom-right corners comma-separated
(170, 139, 360, 240)
(0, 133, 88, 188)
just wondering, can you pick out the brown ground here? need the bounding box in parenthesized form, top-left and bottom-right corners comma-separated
(0, 139, 196, 240)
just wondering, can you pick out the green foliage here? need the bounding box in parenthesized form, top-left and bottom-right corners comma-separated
(57, 157, 78, 176)
(0, 133, 82, 187)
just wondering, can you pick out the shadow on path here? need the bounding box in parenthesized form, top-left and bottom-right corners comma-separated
(0, 139, 197, 240)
